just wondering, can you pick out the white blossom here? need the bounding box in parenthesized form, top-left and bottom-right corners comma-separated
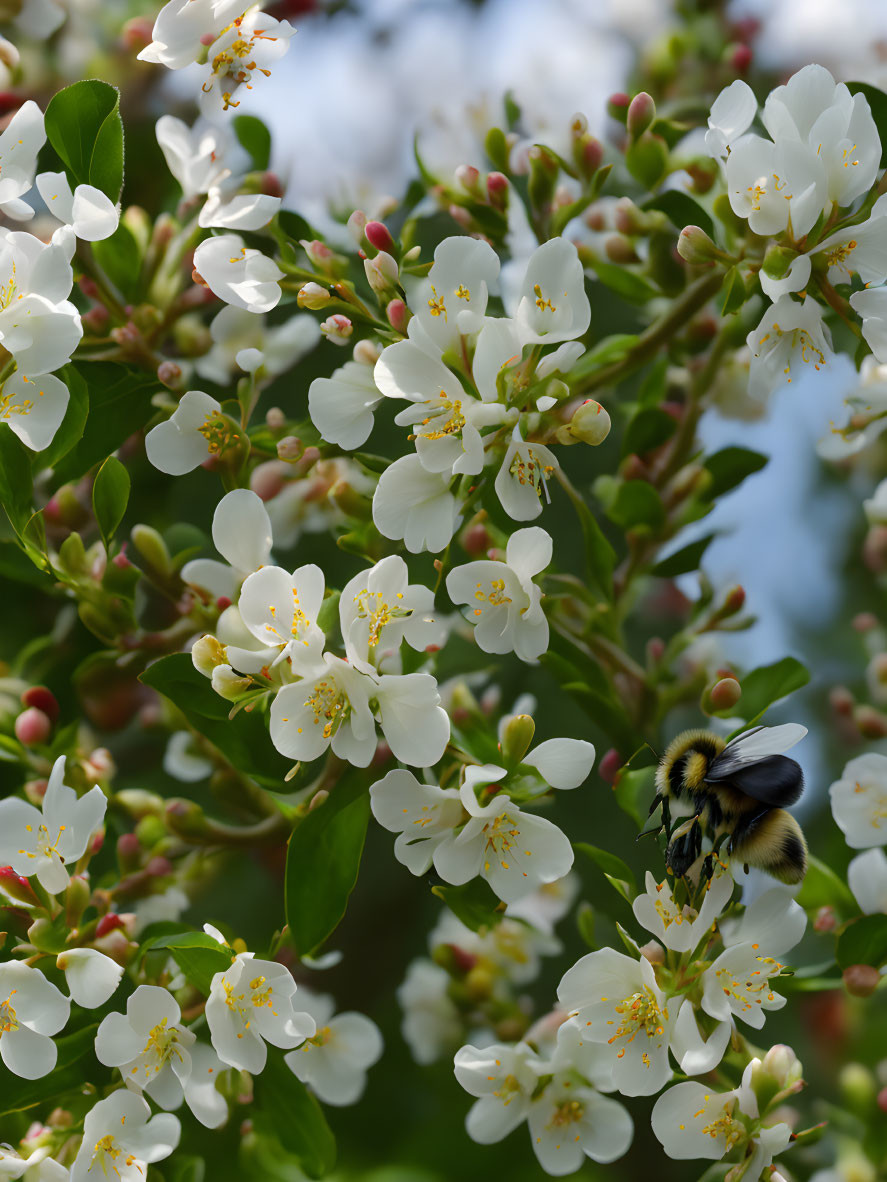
(454, 1041, 541, 1145)
(0, 372, 70, 452)
(0, 1145, 67, 1180)
(747, 296, 832, 401)
(205, 952, 315, 1074)
(372, 454, 460, 554)
(556, 948, 674, 1096)
(70, 1091, 180, 1182)
(432, 765, 574, 903)
(0, 961, 69, 1079)
(36, 171, 118, 242)
(96, 985, 196, 1109)
(56, 949, 123, 1009)
(145, 390, 236, 476)
(513, 238, 591, 346)
(725, 134, 825, 239)
(409, 235, 500, 355)
(526, 1073, 633, 1174)
(284, 988, 383, 1106)
(308, 359, 383, 450)
(817, 357, 887, 460)
(236, 561, 325, 667)
(193, 233, 283, 314)
(339, 554, 442, 672)
(829, 752, 887, 848)
(0, 755, 106, 894)
(847, 848, 887, 914)
(850, 287, 887, 364)
(155, 115, 246, 199)
(632, 864, 733, 953)
(447, 526, 551, 662)
(494, 425, 560, 522)
(0, 101, 45, 222)
(705, 79, 756, 158)
(197, 306, 319, 384)
(700, 943, 787, 1031)
(370, 768, 464, 875)
(0, 227, 82, 374)
(181, 488, 273, 602)
(397, 960, 461, 1065)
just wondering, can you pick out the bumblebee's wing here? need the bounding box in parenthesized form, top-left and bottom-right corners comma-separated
(705, 754, 804, 807)
(705, 725, 807, 806)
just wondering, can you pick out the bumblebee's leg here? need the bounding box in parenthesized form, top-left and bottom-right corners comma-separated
(661, 795, 672, 838)
(666, 816, 700, 878)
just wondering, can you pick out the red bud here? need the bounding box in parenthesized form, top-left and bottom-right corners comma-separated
(21, 687, 59, 724)
(96, 913, 125, 938)
(15, 708, 52, 746)
(364, 221, 395, 254)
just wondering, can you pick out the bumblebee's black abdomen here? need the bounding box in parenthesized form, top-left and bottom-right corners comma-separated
(730, 808, 808, 885)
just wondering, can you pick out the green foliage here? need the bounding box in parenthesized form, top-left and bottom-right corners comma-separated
(234, 114, 272, 171)
(139, 654, 293, 789)
(285, 775, 370, 956)
(575, 842, 637, 898)
(702, 446, 768, 499)
(606, 479, 665, 530)
(590, 260, 660, 305)
(0, 1025, 98, 1116)
(92, 222, 143, 301)
(651, 533, 716, 577)
(431, 878, 504, 931)
(836, 914, 887, 969)
(622, 406, 677, 457)
(719, 265, 748, 315)
(644, 191, 714, 238)
(140, 930, 232, 995)
(613, 765, 656, 830)
(0, 424, 33, 534)
(796, 853, 857, 913)
(253, 1053, 337, 1179)
(45, 79, 124, 199)
(34, 367, 89, 471)
(92, 455, 131, 548)
(735, 657, 810, 724)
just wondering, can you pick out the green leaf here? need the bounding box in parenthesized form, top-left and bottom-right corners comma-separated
(0, 1024, 98, 1116)
(703, 446, 768, 500)
(847, 82, 887, 167)
(253, 1052, 336, 1179)
(574, 842, 637, 896)
(431, 878, 504, 932)
(285, 775, 370, 957)
(278, 209, 312, 244)
(0, 539, 53, 588)
(141, 930, 232, 995)
(166, 1156, 206, 1182)
(622, 406, 677, 457)
(606, 480, 664, 530)
(590, 260, 659, 305)
(836, 913, 887, 969)
(92, 454, 130, 548)
(720, 265, 748, 315)
(33, 366, 89, 471)
(614, 765, 656, 830)
(644, 191, 714, 238)
(0, 423, 34, 533)
(44, 79, 124, 199)
(139, 654, 292, 789)
(651, 533, 716, 578)
(736, 657, 809, 724)
(92, 222, 142, 301)
(234, 114, 272, 170)
(796, 853, 857, 913)
(52, 363, 160, 485)
(569, 333, 639, 382)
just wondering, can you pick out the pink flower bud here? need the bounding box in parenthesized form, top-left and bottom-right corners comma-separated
(709, 677, 741, 711)
(386, 298, 408, 334)
(216, 596, 232, 612)
(308, 789, 329, 811)
(320, 314, 353, 345)
(112, 548, 132, 570)
(364, 221, 395, 254)
(250, 459, 290, 499)
(598, 747, 622, 785)
(82, 306, 109, 333)
(15, 707, 51, 746)
(21, 686, 59, 724)
(353, 339, 380, 366)
(265, 407, 285, 430)
(627, 92, 656, 139)
(261, 171, 283, 198)
(878, 1087, 887, 1114)
(607, 92, 631, 123)
(486, 171, 508, 209)
(95, 913, 125, 938)
(146, 855, 173, 877)
(156, 361, 183, 389)
(843, 964, 880, 997)
(853, 612, 879, 632)
(347, 209, 368, 245)
(813, 906, 838, 933)
(277, 435, 303, 460)
(455, 165, 481, 194)
(731, 43, 753, 72)
(78, 275, 99, 299)
(121, 16, 154, 50)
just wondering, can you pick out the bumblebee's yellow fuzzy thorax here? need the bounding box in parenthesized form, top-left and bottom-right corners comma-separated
(655, 729, 727, 796)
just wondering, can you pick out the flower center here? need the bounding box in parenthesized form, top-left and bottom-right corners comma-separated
(91, 1135, 138, 1175)
(19, 822, 66, 862)
(756, 321, 825, 382)
(653, 882, 685, 929)
(427, 285, 447, 321)
(549, 1098, 584, 1128)
(415, 394, 466, 441)
(249, 974, 277, 1012)
(607, 986, 667, 1059)
(492, 1071, 523, 1106)
(698, 1099, 743, 1149)
(141, 1017, 182, 1071)
(0, 262, 18, 311)
(0, 991, 18, 1034)
(482, 811, 528, 875)
(197, 409, 235, 456)
(534, 284, 556, 312)
(353, 588, 407, 648)
(842, 143, 859, 168)
(714, 955, 782, 1015)
(0, 375, 42, 421)
(472, 577, 512, 617)
(455, 284, 471, 300)
(303, 677, 350, 740)
(509, 446, 555, 499)
(304, 1024, 332, 1050)
(204, 13, 279, 110)
(825, 240, 857, 271)
(856, 780, 887, 829)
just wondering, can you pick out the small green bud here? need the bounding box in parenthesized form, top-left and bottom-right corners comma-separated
(501, 713, 535, 765)
(677, 225, 720, 266)
(762, 244, 799, 280)
(527, 144, 559, 214)
(703, 676, 742, 715)
(557, 399, 611, 447)
(135, 815, 167, 849)
(130, 524, 172, 579)
(624, 131, 668, 190)
(57, 532, 89, 576)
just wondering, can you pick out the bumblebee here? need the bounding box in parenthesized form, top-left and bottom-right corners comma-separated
(652, 723, 808, 884)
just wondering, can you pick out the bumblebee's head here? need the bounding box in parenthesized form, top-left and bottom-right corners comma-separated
(656, 729, 727, 799)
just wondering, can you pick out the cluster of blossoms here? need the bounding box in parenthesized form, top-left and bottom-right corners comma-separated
(1, 0, 887, 1173)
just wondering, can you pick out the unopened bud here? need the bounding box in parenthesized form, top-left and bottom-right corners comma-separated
(130, 524, 171, 578)
(156, 361, 183, 389)
(82, 305, 110, 333)
(604, 234, 638, 264)
(465, 965, 494, 1000)
(607, 92, 631, 124)
(762, 1044, 803, 1089)
(15, 707, 51, 746)
(364, 250, 398, 295)
(598, 747, 622, 785)
(211, 666, 252, 701)
(486, 171, 509, 209)
(706, 676, 742, 713)
(65, 875, 91, 927)
(191, 635, 227, 678)
(21, 686, 59, 724)
(135, 815, 167, 849)
(165, 798, 211, 841)
(839, 1062, 877, 1114)
(829, 686, 855, 716)
(677, 225, 720, 266)
(386, 298, 408, 334)
(527, 144, 559, 213)
(558, 399, 611, 447)
(843, 965, 880, 998)
(854, 612, 879, 632)
(297, 282, 330, 310)
(276, 435, 302, 461)
(347, 210, 368, 245)
(320, 314, 353, 345)
(117, 832, 142, 872)
(730, 43, 753, 72)
(640, 940, 665, 965)
(854, 704, 887, 739)
(627, 92, 656, 139)
(95, 913, 125, 938)
(114, 789, 166, 819)
(878, 1086, 887, 1114)
(501, 714, 536, 765)
(813, 906, 838, 932)
(579, 136, 604, 179)
(364, 220, 395, 254)
(265, 407, 285, 430)
(723, 585, 745, 613)
(353, 339, 380, 366)
(762, 244, 798, 281)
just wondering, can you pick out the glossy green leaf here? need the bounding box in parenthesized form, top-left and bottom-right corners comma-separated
(52, 363, 160, 485)
(253, 1052, 336, 1179)
(847, 82, 887, 167)
(796, 853, 857, 913)
(33, 366, 89, 471)
(574, 842, 637, 896)
(836, 913, 887, 969)
(234, 114, 272, 170)
(141, 930, 232, 995)
(139, 654, 292, 789)
(736, 657, 809, 724)
(644, 190, 714, 238)
(703, 446, 768, 500)
(606, 479, 664, 530)
(431, 878, 504, 932)
(614, 765, 656, 830)
(45, 79, 124, 199)
(622, 406, 676, 457)
(720, 265, 748, 315)
(285, 775, 370, 956)
(590, 260, 659, 305)
(0, 1024, 98, 1116)
(92, 455, 130, 548)
(569, 333, 639, 381)
(92, 222, 142, 301)
(651, 533, 716, 578)
(0, 423, 34, 534)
